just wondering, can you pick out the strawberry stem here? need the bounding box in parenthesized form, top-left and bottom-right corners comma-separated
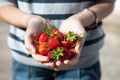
(47, 19, 57, 29)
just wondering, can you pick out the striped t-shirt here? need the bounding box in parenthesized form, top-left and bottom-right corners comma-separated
(0, 0, 115, 70)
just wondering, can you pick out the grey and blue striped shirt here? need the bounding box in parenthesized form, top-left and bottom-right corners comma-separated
(0, 0, 115, 70)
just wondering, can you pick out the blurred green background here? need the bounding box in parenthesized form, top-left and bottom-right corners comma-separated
(0, 0, 120, 80)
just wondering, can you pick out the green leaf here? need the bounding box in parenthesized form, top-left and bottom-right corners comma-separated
(49, 32, 55, 37)
(52, 47, 64, 60)
(67, 31, 77, 41)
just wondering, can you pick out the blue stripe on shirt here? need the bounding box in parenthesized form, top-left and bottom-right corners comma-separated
(19, 0, 95, 3)
(84, 34, 105, 46)
(11, 48, 27, 56)
(9, 32, 24, 44)
(33, 13, 73, 20)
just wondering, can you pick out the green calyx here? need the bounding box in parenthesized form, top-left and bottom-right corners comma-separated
(43, 19, 59, 39)
(66, 31, 77, 41)
(52, 47, 64, 60)
(49, 32, 56, 38)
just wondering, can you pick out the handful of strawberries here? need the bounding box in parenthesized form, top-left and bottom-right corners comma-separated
(32, 21, 85, 62)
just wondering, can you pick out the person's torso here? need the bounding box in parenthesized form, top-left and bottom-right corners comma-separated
(8, 0, 104, 69)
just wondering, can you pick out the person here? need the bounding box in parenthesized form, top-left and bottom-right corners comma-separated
(0, 0, 115, 80)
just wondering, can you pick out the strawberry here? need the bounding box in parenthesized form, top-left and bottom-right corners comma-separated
(51, 47, 64, 61)
(47, 51, 53, 60)
(39, 42, 48, 48)
(66, 31, 78, 47)
(67, 40, 77, 47)
(69, 48, 76, 57)
(51, 29, 59, 34)
(38, 47, 49, 56)
(50, 47, 71, 62)
(58, 47, 71, 62)
(38, 42, 49, 55)
(61, 41, 69, 48)
(50, 29, 63, 41)
(48, 38, 61, 49)
(39, 33, 49, 42)
(63, 33, 67, 39)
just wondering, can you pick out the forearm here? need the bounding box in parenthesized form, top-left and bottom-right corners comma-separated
(72, 2, 114, 27)
(0, 5, 32, 28)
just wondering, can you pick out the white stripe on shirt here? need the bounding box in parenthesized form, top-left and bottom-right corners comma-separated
(18, 1, 90, 14)
(8, 36, 29, 54)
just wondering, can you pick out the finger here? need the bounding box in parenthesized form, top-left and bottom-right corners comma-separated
(64, 55, 79, 66)
(56, 60, 64, 67)
(75, 43, 81, 54)
(25, 34, 36, 54)
(43, 61, 55, 68)
(54, 66, 59, 71)
(75, 37, 85, 54)
(31, 53, 49, 62)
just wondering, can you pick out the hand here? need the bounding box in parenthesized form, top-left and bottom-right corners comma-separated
(55, 16, 86, 70)
(24, 16, 55, 68)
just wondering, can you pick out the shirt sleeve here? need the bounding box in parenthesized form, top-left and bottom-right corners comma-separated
(0, 0, 17, 7)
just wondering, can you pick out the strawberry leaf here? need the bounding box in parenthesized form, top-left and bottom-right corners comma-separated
(49, 32, 55, 37)
(52, 47, 63, 60)
(67, 31, 77, 41)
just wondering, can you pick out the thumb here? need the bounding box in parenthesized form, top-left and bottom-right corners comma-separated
(75, 37, 85, 54)
(25, 34, 36, 54)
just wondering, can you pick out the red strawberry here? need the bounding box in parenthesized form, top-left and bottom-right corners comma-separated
(47, 51, 53, 60)
(38, 42, 49, 55)
(48, 38, 61, 49)
(58, 47, 71, 62)
(66, 31, 78, 47)
(51, 47, 71, 62)
(38, 47, 49, 56)
(61, 41, 69, 48)
(67, 40, 77, 47)
(39, 42, 48, 48)
(63, 33, 67, 39)
(39, 33, 49, 42)
(69, 48, 77, 57)
(50, 29, 63, 41)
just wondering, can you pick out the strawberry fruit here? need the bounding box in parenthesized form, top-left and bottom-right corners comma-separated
(48, 38, 61, 49)
(38, 47, 49, 56)
(69, 48, 77, 57)
(32, 21, 85, 62)
(38, 42, 49, 55)
(39, 33, 49, 42)
(66, 31, 78, 47)
(48, 47, 71, 62)
(58, 47, 71, 62)
(61, 41, 69, 48)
